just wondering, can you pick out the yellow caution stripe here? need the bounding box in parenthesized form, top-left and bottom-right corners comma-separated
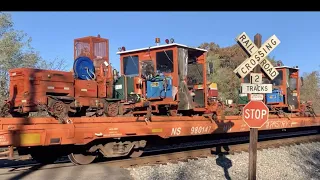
(152, 128, 163, 133)
(20, 133, 41, 145)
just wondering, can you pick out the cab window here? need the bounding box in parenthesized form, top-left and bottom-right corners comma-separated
(289, 69, 298, 90)
(271, 70, 283, 86)
(123, 55, 139, 76)
(156, 50, 173, 73)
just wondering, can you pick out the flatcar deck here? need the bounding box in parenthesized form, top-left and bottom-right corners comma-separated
(0, 114, 319, 148)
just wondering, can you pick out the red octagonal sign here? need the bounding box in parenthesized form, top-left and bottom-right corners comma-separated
(242, 100, 269, 128)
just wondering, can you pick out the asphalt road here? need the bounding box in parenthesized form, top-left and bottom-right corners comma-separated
(0, 160, 134, 180)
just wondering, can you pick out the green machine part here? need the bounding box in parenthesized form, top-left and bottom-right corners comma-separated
(126, 76, 135, 95)
(113, 76, 135, 100)
(238, 87, 249, 105)
(114, 76, 125, 100)
(238, 94, 249, 105)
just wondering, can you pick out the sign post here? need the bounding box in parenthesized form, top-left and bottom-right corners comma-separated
(234, 32, 280, 180)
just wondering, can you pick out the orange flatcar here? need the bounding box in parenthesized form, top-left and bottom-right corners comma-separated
(0, 35, 318, 166)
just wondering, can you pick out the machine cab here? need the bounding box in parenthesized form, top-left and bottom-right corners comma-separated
(238, 65, 301, 112)
(115, 38, 208, 114)
(265, 66, 301, 112)
(74, 35, 109, 62)
(73, 35, 113, 98)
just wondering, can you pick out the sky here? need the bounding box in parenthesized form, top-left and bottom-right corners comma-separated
(7, 11, 320, 75)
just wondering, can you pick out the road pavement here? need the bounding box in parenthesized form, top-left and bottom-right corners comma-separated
(0, 160, 134, 180)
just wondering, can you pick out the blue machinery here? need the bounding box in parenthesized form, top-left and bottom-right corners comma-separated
(146, 75, 173, 99)
(73, 56, 96, 80)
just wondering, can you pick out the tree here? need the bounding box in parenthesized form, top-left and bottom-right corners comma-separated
(203, 42, 248, 103)
(0, 12, 66, 103)
(300, 70, 320, 113)
(206, 53, 240, 101)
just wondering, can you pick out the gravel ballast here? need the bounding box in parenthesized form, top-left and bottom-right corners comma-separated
(128, 142, 320, 180)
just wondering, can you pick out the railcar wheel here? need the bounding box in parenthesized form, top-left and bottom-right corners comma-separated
(68, 153, 96, 165)
(106, 102, 119, 117)
(100, 100, 119, 117)
(48, 100, 69, 123)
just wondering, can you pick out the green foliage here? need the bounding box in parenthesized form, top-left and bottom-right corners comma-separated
(300, 69, 320, 113)
(0, 12, 66, 103)
(202, 42, 247, 102)
(207, 54, 241, 101)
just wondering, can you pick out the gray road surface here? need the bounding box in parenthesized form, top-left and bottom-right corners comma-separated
(0, 162, 133, 180)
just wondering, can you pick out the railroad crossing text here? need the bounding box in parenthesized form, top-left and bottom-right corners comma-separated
(237, 32, 258, 54)
(235, 34, 281, 79)
(241, 83, 272, 94)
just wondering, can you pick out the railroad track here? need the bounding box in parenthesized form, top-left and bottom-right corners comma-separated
(104, 133, 320, 168)
(1, 130, 319, 175)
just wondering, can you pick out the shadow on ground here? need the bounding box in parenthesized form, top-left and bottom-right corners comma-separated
(213, 146, 233, 180)
(7, 164, 46, 180)
(0, 158, 36, 168)
(296, 148, 320, 180)
(143, 145, 234, 180)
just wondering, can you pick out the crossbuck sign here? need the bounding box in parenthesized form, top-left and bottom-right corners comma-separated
(233, 32, 280, 80)
(234, 32, 280, 180)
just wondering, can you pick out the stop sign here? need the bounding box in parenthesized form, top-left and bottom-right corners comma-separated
(242, 100, 269, 128)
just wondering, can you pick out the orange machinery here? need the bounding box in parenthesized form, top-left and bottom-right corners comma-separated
(1, 35, 118, 122)
(238, 64, 303, 113)
(114, 38, 221, 117)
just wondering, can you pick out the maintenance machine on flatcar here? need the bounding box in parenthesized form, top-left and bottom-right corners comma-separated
(115, 38, 221, 117)
(238, 63, 302, 113)
(0, 35, 119, 121)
